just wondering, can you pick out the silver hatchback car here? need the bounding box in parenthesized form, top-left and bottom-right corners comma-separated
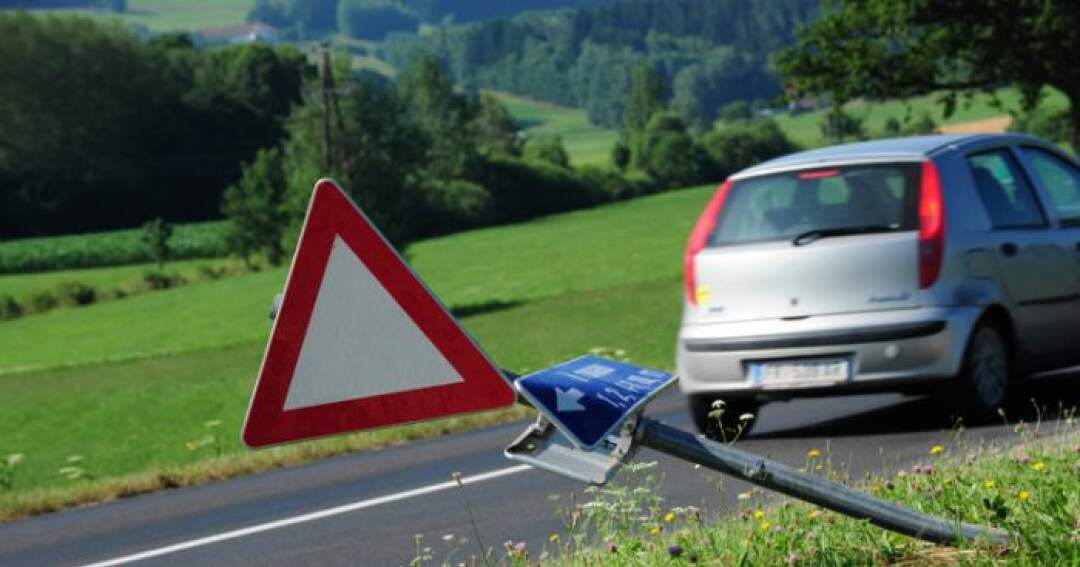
(678, 134, 1080, 437)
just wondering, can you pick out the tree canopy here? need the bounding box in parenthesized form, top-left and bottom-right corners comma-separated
(776, 0, 1080, 148)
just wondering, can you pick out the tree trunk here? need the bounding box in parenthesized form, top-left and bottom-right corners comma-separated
(1068, 96, 1080, 156)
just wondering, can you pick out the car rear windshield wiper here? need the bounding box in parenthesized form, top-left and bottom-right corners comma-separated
(791, 225, 896, 246)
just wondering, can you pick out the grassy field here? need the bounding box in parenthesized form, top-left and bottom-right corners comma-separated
(538, 426, 1080, 566)
(490, 91, 620, 167)
(0, 257, 240, 304)
(0, 186, 710, 375)
(28, 0, 254, 32)
(0, 185, 709, 513)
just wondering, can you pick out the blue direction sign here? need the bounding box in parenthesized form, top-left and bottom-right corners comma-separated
(514, 356, 676, 450)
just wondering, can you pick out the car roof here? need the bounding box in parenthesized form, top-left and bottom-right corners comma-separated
(735, 133, 1016, 178)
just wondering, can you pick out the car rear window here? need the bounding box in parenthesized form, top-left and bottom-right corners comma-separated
(709, 163, 922, 246)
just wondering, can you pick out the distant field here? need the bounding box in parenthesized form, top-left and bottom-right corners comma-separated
(490, 91, 619, 167)
(22, 0, 254, 32)
(0, 220, 228, 274)
(773, 88, 1069, 148)
(0, 185, 706, 502)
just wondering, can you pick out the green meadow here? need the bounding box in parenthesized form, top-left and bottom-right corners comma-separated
(0, 186, 711, 515)
(35, 0, 255, 32)
(491, 91, 620, 167)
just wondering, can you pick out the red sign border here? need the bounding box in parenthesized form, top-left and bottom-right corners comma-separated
(242, 179, 515, 448)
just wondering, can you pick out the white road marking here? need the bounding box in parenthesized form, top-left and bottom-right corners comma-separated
(80, 464, 533, 567)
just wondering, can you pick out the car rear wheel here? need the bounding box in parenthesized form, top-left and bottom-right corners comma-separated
(954, 320, 1012, 422)
(688, 394, 760, 441)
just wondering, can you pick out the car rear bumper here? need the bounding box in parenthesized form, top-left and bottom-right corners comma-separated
(677, 306, 981, 399)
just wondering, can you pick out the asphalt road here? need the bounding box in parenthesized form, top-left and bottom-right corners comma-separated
(2, 376, 1076, 567)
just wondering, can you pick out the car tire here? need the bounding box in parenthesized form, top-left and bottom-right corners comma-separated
(688, 394, 760, 441)
(953, 319, 1012, 423)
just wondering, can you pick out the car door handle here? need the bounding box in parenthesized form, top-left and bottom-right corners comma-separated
(1001, 242, 1019, 257)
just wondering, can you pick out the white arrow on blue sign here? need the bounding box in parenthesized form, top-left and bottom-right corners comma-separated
(514, 356, 676, 450)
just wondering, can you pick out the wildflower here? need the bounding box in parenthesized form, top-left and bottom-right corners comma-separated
(607, 541, 618, 554)
(753, 509, 765, 519)
(760, 521, 771, 531)
(912, 464, 923, 474)
(1017, 454, 1030, 465)
(807, 448, 822, 459)
(549, 533, 559, 543)
(787, 552, 800, 566)
(897, 470, 907, 478)
(1032, 462, 1047, 472)
(441, 534, 454, 542)
(664, 511, 676, 523)
(668, 545, 684, 558)
(984, 480, 996, 489)
(650, 526, 662, 535)
(923, 464, 934, 475)
(739, 413, 755, 422)
(930, 445, 944, 455)
(737, 491, 752, 500)
(808, 510, 821, 520)
(1018, 490, 1031, 502)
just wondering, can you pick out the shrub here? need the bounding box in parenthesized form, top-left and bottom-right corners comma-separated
(611, 141, 631, 171)
(0, 295, 22, 320)
(1009, 106, 1072, 145)
(701, 119, 799, 179)
(141, 218, 173, 270)
(139, 271, 182, 291)
(477, 156, 592, 222)
(576, 165, 641, 203)
(221, 147, 288, 267)
(197, 264, 227, 281)
(28, 291, 58, 313)
(414, 178, 496, 237)
(522, 134, 571, 169)
(55, 281, 96, 307)
(638, 112, 712, 189)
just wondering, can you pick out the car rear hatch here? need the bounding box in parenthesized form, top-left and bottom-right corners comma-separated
(685, 161, 930, 325)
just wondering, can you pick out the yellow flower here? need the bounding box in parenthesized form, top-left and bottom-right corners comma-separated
(815, 464, 823, 471)
(650, 526, 662, 535)
(1019, 490, 1031, 502)
(549, 533, 560, 543)
(1032, 462, 1046, 472)
(753, 510, 765, 519)
(930, 445, 944, 455)
(984, 480, 996, 489)
(807, 449, 822, 459)
(664, 512, 676, 523)
(760, 521, 771, 531)
(808, 510, 821, 520)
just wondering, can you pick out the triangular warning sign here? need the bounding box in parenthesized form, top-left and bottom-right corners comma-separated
(242, 179, 515, 448)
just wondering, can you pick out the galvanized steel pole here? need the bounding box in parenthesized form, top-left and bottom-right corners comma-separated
(636, 417, 1013, 546)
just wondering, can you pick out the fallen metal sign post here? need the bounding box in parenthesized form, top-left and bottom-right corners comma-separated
(502, 359, 1012, 547)
(247, 179, 1012, 550)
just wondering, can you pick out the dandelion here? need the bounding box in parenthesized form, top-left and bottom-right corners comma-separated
(808, 510, 821, 520)
(930, 445, 944, 455)
(549, 533, 559, 543)
(668, 545, 684, 558)
(650, 526, 662, 535)
(1032, 462, 1047, 472)
(984, 479, 996, 489)
(753, 509, 765, 519)
(807, 448, 822, 459)
(664, 511, 676, 523)
(760, 521, 771, 531)
(1019, 490, 1031, 502)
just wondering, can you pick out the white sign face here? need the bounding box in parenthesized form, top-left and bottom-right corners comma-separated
(284, 237, 464, 410)
(243, 180, 515, 448)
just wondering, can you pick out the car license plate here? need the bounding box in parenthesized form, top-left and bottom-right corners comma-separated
(748, 357, 850, 387)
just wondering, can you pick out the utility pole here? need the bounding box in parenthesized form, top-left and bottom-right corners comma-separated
(320, 43, 334, 173)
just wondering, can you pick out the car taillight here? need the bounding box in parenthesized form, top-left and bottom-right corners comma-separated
(918, 160, 945, 289)
(684, 179, 732, 305)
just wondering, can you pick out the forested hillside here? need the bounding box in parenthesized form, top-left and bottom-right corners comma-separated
(384, 0, 820, 128)
(248, 0, 616, 40)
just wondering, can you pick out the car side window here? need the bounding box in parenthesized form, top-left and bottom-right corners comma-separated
(1020, 147, 1080, 227)
(966, 150, 1047, 230)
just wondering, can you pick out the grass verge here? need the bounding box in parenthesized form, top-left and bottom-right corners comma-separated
(525, 422, 1080, 566)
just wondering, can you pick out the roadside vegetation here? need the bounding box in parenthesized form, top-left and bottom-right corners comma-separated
(422, 421, 1079, 566)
